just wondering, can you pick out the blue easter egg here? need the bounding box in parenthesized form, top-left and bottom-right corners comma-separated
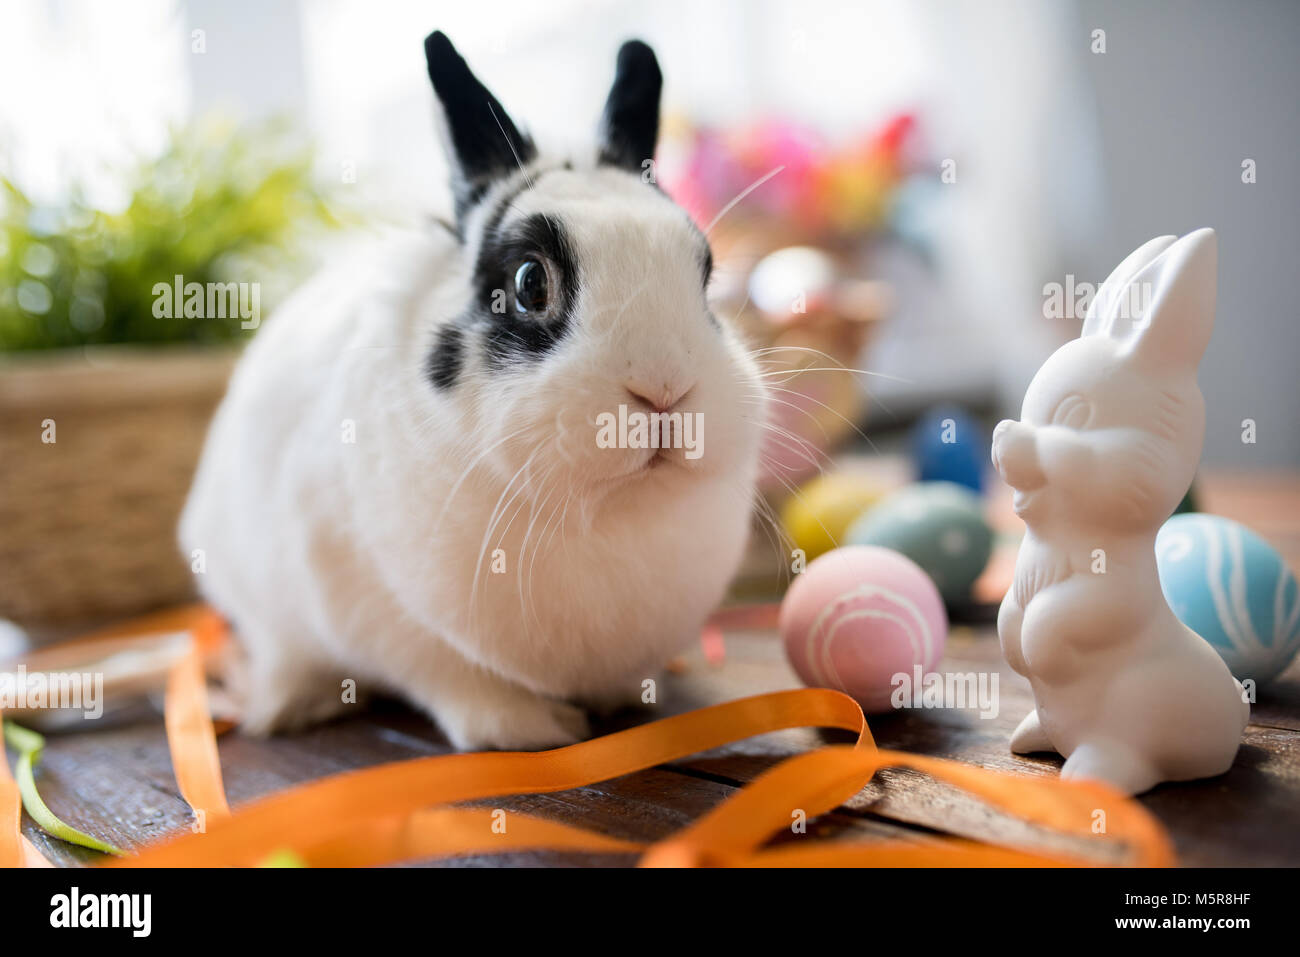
(846, 481, 993, 605)
(1156, 513, 1300, 686)
(911, 406, 985, 493)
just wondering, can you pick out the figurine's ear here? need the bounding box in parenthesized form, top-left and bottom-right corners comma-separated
(597, 40, 662, 174)
(1081, 234, 1176, 338)
(425, 31, 536, 226)
(1124, 228, 1217, 372)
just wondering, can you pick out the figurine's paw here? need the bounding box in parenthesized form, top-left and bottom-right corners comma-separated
(1020, 615, 1083, 684)
(997, 596, 1029, 676)
(435, 691, 591, 752)
(1010, 709, 1057, 755)
(1061, 741, 1160, 796)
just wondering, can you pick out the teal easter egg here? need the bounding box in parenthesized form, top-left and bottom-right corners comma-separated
(1156, 513, 1300, 686)
(846, 482, 993, 605)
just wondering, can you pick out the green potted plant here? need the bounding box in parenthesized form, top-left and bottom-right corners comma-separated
(0, 115, 341, 636)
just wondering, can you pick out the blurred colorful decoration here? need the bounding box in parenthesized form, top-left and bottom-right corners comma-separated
(847, 482, 994, 606)
(780, 470, 889, 562)
(663, 113, 922, 240)
(912, 404, 987, 493)
(780, 545, 947, 713)
(1156, 513, 1300, 687)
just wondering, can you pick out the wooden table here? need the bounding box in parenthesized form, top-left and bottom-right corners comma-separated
(15, 472, 1300, 867)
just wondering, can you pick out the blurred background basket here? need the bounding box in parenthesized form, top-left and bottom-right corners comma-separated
(0, 347, 236, 636)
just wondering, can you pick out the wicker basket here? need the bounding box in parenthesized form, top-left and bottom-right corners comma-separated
(0, 347, 237, 636)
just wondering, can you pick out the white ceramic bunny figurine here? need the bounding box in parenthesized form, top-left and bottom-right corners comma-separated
(992, 228, 1248, 795)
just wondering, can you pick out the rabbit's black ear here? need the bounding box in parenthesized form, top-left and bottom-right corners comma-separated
(597, 40, 661, 174)
(425, 31, 536, 224)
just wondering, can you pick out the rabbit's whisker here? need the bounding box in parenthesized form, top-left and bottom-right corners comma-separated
(470, 439, 548, 626)
(704, 165, 785, 235)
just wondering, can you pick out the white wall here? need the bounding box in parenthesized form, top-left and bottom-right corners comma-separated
(1078, 0, 1300, 467)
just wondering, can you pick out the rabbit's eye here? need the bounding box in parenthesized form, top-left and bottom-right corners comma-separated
(513, 260, 549, 315)
(1052, 393, 1093, 430)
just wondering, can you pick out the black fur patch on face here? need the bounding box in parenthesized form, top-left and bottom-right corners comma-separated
(597, 40, 661, 173)
(472, 212, 578, 370)
(426, 323, 465, 390)
(692, 225, 718, 329)
(427, 175, 577, 391)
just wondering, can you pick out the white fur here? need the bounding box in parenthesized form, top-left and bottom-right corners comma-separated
(992, 228, 1248, 794)
(180, 164, 766, 749)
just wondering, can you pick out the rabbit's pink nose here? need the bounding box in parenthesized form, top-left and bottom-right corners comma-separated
(626, 382, 691, 414)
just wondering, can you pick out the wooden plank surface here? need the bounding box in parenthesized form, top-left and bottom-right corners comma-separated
(12, 621, 1300, 867)
(8, 469, 1300, 867)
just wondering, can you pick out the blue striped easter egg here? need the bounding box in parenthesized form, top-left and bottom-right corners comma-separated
(1155, 513, 1300, 686)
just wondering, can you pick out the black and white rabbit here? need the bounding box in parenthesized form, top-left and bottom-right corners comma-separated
(180, 32, 767, 749)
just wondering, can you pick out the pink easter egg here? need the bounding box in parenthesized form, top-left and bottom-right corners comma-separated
(780, 545, 948, 712)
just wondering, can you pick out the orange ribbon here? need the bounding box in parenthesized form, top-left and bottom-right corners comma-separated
(0, 713, 23, 867)
(3, 608, 1176, 868)
(163, 636, 230, 825)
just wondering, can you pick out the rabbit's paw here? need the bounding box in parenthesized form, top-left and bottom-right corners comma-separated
(1009, 709, 1057, 755)
(239, 663, 358, 735)
(435, 691, 591, 752)
(574, 681, 652, 717)
(1061, 741, 1160, 796)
